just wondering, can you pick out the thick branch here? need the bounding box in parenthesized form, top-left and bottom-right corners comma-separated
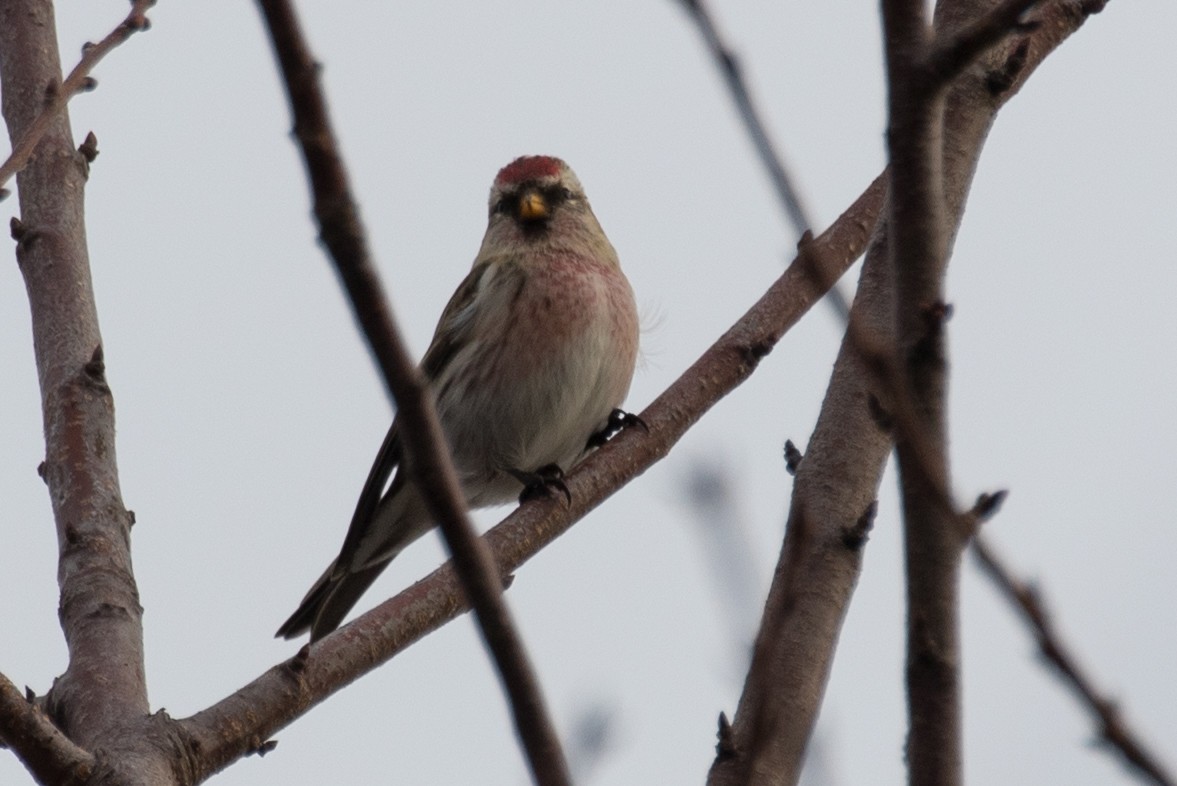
(254, 1, 570, 782)
(0, 0, 150, 767)
(0, 673, 95, 786)
(706, 2, 1106, 784)
(180, 172, 886, 782)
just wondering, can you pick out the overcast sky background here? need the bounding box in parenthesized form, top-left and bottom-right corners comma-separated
(2, 2, 1175, 784)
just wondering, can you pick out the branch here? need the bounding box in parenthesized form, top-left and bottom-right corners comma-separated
(676, 0, 850, 320)
(706, 2, 1107, 783)
(0, 0, 153, 199)
(180, 168, 886, 782)
(253, 1, 570, 782)
(0, 0, 150, 764)
(971, 536, 1177, 786)
(928, 0, 1042, 85)
(0, 673, 95, 786)
(879, 0, 964, 782)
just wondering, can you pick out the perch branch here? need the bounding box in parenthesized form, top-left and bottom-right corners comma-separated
(181, 169, 886, 782)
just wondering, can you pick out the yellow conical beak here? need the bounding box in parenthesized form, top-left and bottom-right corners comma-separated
(518, 190, 549, 221)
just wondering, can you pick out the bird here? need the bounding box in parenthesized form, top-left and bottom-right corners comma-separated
(277, 155, 640, 641)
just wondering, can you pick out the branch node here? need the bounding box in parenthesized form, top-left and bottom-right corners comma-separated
(796, 228, 815, 252)
(287, 644, 312, 675)
(921, 299, 954, 327)
(843, 501, 877, 551)
(740, 339, 773, 368)
(10, 216, 27, 241)
(78, 131, 100, 163)
(714, 711, 738, 760)
(78, 76, 98, 93)
(986, 39, 1030, 96)
(867, 393, 894, 433)
(127, 14, 152, 33)
(245, 737, 278, 757)
(84, 344, 106, 379)
(37, 461, 47, 480)
(783, 439, 803, 475)
(971, 490, 1008, 523)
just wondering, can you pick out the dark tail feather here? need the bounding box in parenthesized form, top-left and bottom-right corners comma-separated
(276, 558, 392, 642)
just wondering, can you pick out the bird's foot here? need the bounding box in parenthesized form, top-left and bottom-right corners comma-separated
(586, 408, 648, 449)
(512, 464, 572, 505)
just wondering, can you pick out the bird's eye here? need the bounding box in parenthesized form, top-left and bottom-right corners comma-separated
(492, 196, 512, 216)
(559, 187, 576, 201)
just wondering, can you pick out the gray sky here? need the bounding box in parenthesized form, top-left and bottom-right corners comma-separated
(2, 2, 1175, 784)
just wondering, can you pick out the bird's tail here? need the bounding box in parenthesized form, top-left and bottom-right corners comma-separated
(275, 558, 393, 642)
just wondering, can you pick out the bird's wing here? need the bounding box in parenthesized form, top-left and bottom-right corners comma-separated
(331, 418, 404, 576)
(330, 259, 501, 575)
(419, 259, 495, 382)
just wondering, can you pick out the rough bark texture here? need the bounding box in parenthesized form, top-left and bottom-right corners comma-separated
(706, 2, 1105, 784)
(0, 1, 176, 784)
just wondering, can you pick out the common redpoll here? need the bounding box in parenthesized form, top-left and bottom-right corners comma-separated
(277, 155, 640, 641)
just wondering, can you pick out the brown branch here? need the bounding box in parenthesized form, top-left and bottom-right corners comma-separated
(676, 0, 850, 321)
(971, 536, 1177, 786)
(880, 0, 963, 782)
(0, 673, 95, 786)
(0, 0, 153, 199)
(706, 2, 1107, 784)
(1, 1, 153, 778)
(929, 0, 1042, 85)
(253, 1, 571, 783)
(180, 168, 886, 782)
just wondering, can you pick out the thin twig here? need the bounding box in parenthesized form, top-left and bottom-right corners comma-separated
(253, 1, 571, 782)
(676, 0, 851, 321)
(0, 0, 154, 199)
(971, 536, 1177, 786)
(0, 673, 95, 785)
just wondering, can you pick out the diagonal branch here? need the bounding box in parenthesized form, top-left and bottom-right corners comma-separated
(971, 536, 1177, 786)
(253, 1, 570, 782)
(0, 672, 94, 786)
(0, 0, 154, 199)
(676, 0, 850, 320)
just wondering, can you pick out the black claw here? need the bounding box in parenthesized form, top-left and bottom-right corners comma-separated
(586, 408, 648, 449)
(513, 464, 571, 505)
